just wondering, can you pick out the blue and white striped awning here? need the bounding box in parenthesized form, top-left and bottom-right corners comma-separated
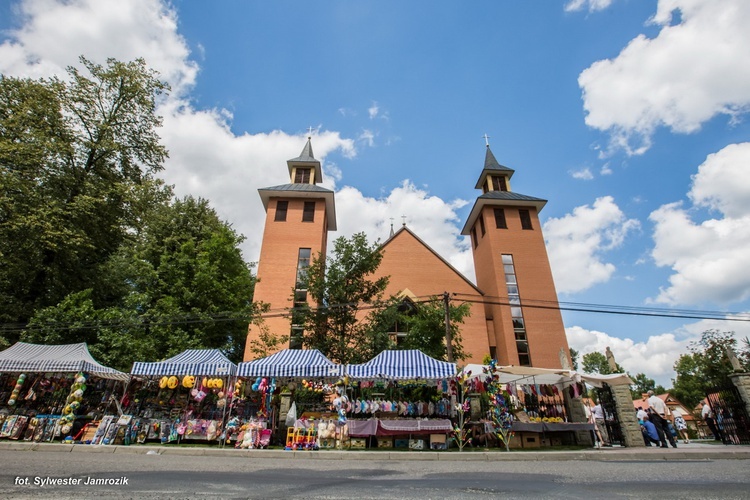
(345, 350, 457, 380)
(131, 349, 237, 377)
(238, 349, 342, 378)
(0, 342, 129, 381)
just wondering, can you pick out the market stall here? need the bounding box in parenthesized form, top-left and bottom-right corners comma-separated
(460, 363, 600, 448)
(110, 349, 238, 445)
(341, 350, 457, 450)
(237, 349, 343, 449)
(0, 342, 128, 443)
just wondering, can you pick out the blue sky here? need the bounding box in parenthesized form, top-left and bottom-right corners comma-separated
(2, 0, 750, 385)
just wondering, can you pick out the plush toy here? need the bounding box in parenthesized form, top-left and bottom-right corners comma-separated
(216, 391, 226, 408)
(159, 376, 169, 389)
(182, 375, 195, 388)
(7, 373, 26, 406)
(167, 376, 179, 389)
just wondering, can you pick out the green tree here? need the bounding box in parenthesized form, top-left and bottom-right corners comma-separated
(630, 372, 656, 399)
(22, 196, 259, 370)
(300, 232, 390, 364)
(671, 329, 749, 408)
(366, 295, 470, 362)
(0, 57, 170, 337)
(581, 351, 624, 375)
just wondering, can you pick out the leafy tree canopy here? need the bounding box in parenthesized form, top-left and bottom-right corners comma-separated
(300, 232, 390, 364)
(366, 295, 470, 362)
(21, 196, 258, 370)
(1, 57, 170, 334)
(671, 329, 749, 408)
(581, 351, 624, 375)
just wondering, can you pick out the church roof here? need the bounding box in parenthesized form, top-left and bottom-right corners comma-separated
(259, 183, 333, 194)
(287, 137, 323, 183)
(473, 146, 515, 189)
(382, 226, 484, 295)
(288, 137, 317, 163)
(460, 191, 547, 235)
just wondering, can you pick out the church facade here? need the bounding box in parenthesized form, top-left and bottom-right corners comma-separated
(244, 138, 570, 369)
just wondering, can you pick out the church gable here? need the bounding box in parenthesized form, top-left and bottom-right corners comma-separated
(374, 227, 481, 298)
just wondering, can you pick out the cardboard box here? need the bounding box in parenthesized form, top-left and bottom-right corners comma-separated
(350, 438, 367, 449)
(394, 439, 409, 448)
(507, 433, 523, 449)
(522, 432, 540, 449)
(409, 439, 425, 450)
(377, 438, 393, 448)
(430, 434, 447, 444)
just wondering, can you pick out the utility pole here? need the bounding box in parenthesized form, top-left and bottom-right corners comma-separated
(443, 291, 453, 362)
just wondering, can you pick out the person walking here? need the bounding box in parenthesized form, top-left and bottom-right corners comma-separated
(646, 390, 677, 448)
(672, 408, 690, 444)
(591, 399, 612, 447)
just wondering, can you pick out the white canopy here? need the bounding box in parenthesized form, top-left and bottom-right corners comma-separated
(460, 363, 633, 387)
(0, 342, 129, 381)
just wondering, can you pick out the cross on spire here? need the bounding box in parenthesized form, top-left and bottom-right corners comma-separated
(401, 215, 407, 227)
(483, 133, 491, 147)
(307, 126, 314, 138)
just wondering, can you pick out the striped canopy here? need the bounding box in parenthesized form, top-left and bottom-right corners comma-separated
(131, 349, 237, 377)
(345, 350, 456, 380)
(0, 342, 128, 381)
(238, 349, 342, 378)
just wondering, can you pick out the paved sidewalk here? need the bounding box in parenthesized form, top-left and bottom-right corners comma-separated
(1, 439, 748, 461)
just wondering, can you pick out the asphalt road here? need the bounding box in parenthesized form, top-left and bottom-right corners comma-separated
(0, 450, 748, 499)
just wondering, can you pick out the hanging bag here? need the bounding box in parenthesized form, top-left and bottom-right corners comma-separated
(285, 401, 297, 427)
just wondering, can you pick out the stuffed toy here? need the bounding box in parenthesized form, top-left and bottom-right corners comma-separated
(7, 373, 26, 406)
(182, 375, 195, 388)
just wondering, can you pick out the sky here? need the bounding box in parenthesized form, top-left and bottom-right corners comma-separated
(2, 0, 750, 387)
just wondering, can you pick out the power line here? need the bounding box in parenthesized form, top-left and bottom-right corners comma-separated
(2, 293, 748, 335)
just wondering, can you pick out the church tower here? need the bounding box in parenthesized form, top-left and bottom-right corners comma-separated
(461, 143, 570, 368)
(243, 137, 336, 360)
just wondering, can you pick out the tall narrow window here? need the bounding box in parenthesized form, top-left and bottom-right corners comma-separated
(290, 248, 311, 348)
(479, 214, 486, 236)
(296, 248, 311, 288)
(471, 227, 478, 248)
(274, 200, 288, 221)
(502, 254, 531, 366)
(302, 201, 315, 222)
(494, 208, 507, 229)
(519, 209, 533, 230)
(294, 167, 311, 184)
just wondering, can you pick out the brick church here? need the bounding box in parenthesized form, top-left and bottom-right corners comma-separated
(244, 137, 571, 369)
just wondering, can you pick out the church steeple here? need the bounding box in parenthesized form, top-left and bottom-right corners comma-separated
(474, 145, 515, 193)
(287, 136, 323, 184)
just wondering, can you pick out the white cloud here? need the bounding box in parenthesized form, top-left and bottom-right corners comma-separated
(0, 0, 475, 276)
(358, 129, 375, 147)
(368, 102, 379, 119)
(600, 164, 613, 175)
(564, 0, 615, 13)
(578, 0, 750, 155)
(570, 167, 594, 180)
(567, 325, 685, 386)
(0, 0, 198, 95)
(567, 317, 750, 386)
(650, 143, 750, 305)
(544, 196, 640, 294)
(689, 142, 750, 218)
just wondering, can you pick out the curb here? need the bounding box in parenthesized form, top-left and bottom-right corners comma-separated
(1, 441, 748, 461)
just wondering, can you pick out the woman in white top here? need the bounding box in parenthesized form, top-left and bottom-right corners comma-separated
(672, 409, 690, 444)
